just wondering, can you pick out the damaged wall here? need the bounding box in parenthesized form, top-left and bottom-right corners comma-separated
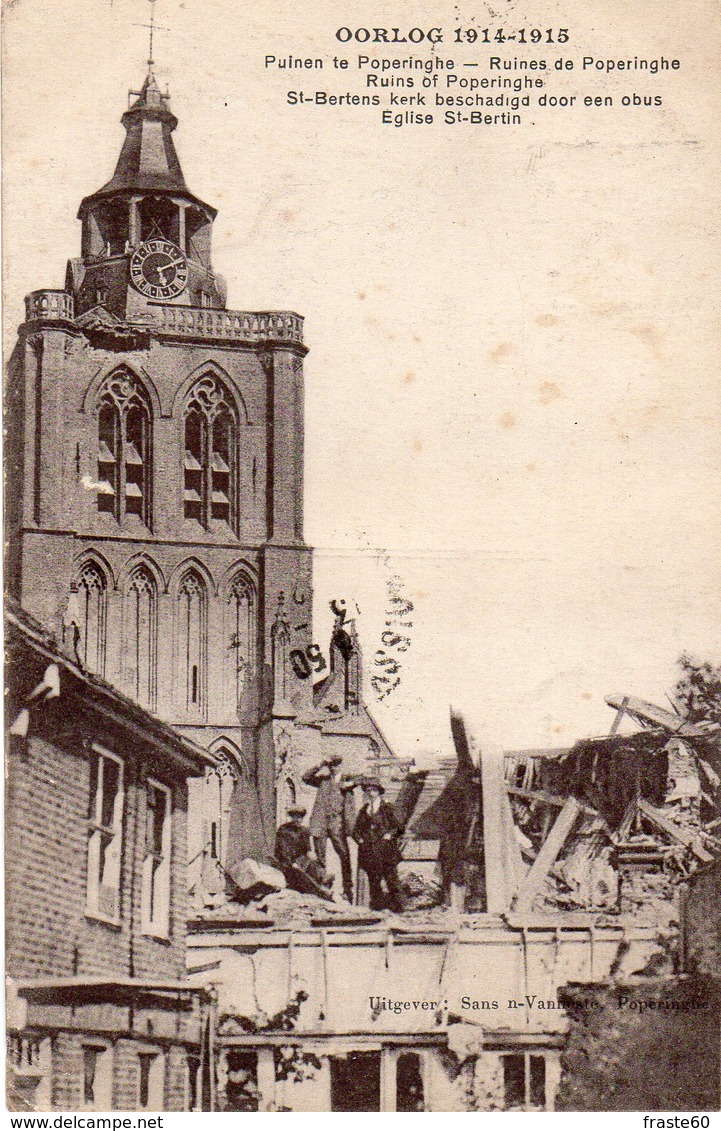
(189, 921, 665, 1039)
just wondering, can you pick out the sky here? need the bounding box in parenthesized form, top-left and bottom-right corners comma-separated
(3, 0, 720, 765)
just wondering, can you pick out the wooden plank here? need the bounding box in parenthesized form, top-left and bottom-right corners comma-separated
(613, 797, 638, 844)
(637, 799, 714, 863)
(507, 785, 567, 807)
(609, 696, 629, 736)
(481, 747, 511, 913)
(605, 695, 715, 738)
(513, 798, 581, 913)
(605, 695, 682, 732)
(507, 785, 598, 817)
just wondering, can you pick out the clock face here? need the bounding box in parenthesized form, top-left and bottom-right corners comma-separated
(130, 239, 188, 299)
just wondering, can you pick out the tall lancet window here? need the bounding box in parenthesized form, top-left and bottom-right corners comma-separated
(178, 571, 206, 715)
(183, 375, 237, 532)
(227, 576, 255, 714)
(204, 747, 239, 867)
(271, 595, 291, 702)
(96, 370, 152, 525)
(77, 563, 107, 675)
(124, 567, 157, 709)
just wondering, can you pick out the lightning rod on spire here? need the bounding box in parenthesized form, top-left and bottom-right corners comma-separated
(133, 0, 169, 76)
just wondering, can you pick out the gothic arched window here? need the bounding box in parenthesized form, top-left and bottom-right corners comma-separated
(227, 575, 255, 713)
(97, 370, 152, 525)
(76, 562, 107, 675)
(124, 567, 157, 709)
(204, 746, 240, 866)
(183, 375, 237, 532)
(271, 595, 291, 701)
(177, 571, 207, 715)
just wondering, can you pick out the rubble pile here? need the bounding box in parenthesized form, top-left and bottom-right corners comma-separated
(399, 870, 443, 911)
(505, 696, 721, 918)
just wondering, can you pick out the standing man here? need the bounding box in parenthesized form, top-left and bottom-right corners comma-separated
(302, 755, 354, 902)
(353, 777, 403, 912)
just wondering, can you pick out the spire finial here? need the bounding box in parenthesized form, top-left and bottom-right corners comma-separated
(147, 0, 156, 69)
(133, 0, 169, 75)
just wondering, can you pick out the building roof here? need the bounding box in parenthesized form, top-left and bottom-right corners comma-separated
(6, 599, 215, 777)
(13, 975, 210, 1006)
(78, 71, 216, 217)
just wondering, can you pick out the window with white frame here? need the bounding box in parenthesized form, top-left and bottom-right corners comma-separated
(137, 1049, 166, 1111)
(502, 1052, 547, 1111)
(86, 747, 124, 922)
(82, 1043, 113, 1110)
(142, 778, 172, 937)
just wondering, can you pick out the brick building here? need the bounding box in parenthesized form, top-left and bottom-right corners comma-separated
(6, 602, 213, 1111)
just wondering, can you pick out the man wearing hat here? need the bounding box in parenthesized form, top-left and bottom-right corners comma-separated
(302, 755, 355, 902)
(274, 806, 329, 888)
(352, 777, 403, 912)
(275, 805, 311, 867)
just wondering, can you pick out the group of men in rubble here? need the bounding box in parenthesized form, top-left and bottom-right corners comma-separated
(274, 753, 403, 911)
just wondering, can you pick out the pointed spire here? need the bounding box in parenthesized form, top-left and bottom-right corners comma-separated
(91, 72, 186, 196)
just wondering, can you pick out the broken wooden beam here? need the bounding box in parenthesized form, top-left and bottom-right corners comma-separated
(513, 797, 581, 913)
(637, 798, 714, 864)
(506, 785, 598, 816)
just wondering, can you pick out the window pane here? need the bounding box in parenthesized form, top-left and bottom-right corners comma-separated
(329, 1052, 381, 1112)
(100, 758, 119, 828)
(179, 574, 204, 712)
(83, 1048, 98, 1105)
(138, 1054, 154, 1109)
(88, 756, 100, 820)
(225, 1050, 258, 1112)
(503, 1054, 525, 1110)
(396, 1052, 424, 1111)
(211, 411, 232, 522)
(530, 1055, 546, 1109)
(147, 785, 166, 856)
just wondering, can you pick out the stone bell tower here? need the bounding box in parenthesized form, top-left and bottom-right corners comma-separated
(6, 63, 314, 867)
(68, 70, 226, 319)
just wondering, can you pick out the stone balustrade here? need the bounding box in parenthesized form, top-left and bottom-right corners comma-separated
(147, 304, 304, 345)
(25, 290, 75, 323)
(23, 290, 304, 346)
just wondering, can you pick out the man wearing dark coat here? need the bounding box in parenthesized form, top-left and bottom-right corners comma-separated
(275, 806, 312, 867)
(274, 806, 329, 889)
(352, 777, 403, 912)
(302, 755, 355, 902)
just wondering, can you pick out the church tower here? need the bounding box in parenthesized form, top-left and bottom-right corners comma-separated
(6, 64, 314, 863)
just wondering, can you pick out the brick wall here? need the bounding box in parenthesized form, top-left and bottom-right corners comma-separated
(6, 698, 189, 983)
(47, 1031, 192, 1112)
(166, 1044, 191, 1112)
(51, 1033, 84, 1111)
